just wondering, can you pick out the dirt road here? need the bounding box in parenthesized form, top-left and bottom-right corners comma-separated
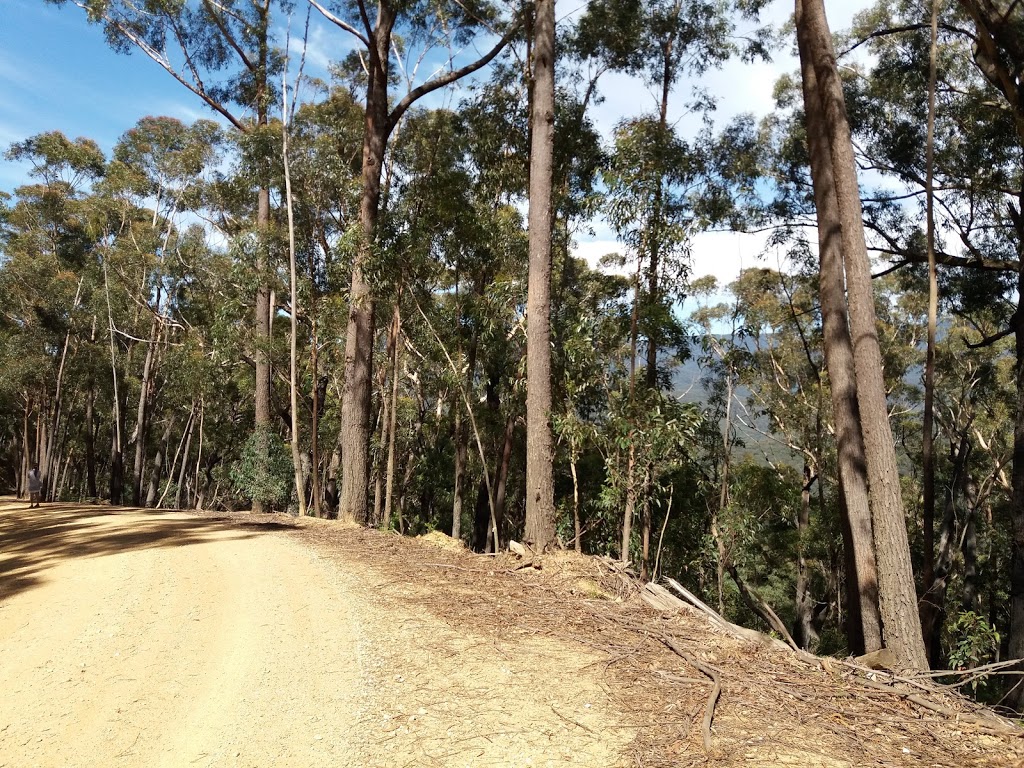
(0, 500, 628, 768)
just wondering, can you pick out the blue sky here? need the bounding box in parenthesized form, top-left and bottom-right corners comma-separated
(1, 0, 875, 286)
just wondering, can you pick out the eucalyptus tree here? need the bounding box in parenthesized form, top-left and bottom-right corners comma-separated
(796, 0, 928, 668)
(572, 0, 770, 391)
(105, 116, 221, 506)
(839, 0, 1024, 673)
(55, 0, 287, 511)
(2, 133, 105, 502)
(283, 87, 365, 515)
(311, 0, 524, 525)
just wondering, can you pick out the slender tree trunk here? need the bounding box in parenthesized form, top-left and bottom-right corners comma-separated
(191, 400, 205, 510)
(621, 445, 636, 561)
(131, 318, 159, 506)
(921, 436, 970, 665)
(57, 448, 73, 501)
(310, 315, 322, 518)
(44, 279, 83, 500)
(796, 9, 883, 655)
(640, 469, 653, 580)
(523, 0, 557, 552)
(644, 52, 672, 392)
(383, 302, 402, 530)
(103, 261, 124, 506)
(19, 395, 30, 499)
(962, 478, 979, 614)
(175, 409, 196, 511)
(794, 461, 818, 650)
(922, 0, 941, 623)
(493, 414, 516, 551)
(800, 0, 927, 668)
(452, 332, 478, 541)
(282, 91, 306, 518)
(159, 404, 195, 509)
(146, 417, 174, 507)
(571, 451, 581, 553)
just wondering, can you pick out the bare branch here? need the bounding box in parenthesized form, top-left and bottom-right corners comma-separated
(307, 0, 370, 47)
(388, 19, 522, 129)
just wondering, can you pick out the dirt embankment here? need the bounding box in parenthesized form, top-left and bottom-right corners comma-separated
(1, 498, 1020, 767)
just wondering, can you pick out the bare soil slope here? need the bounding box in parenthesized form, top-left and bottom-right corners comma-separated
(1, 498, 1021, 767)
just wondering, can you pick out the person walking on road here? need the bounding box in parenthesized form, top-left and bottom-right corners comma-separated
(27, 465, 42, 508)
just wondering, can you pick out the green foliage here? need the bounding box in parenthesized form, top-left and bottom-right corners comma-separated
(946, 612, 1000, 688)
(230, 428, 295, 513)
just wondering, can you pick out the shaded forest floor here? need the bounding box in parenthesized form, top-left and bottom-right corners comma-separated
(0, 498, 1021, 767)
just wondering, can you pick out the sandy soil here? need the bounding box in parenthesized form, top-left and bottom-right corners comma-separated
(0, 500, 629, 768)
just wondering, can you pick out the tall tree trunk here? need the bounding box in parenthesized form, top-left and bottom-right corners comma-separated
(310, 315, 323, 518)
(340, 12, 394, 524)
(253, 184, 272, 514)
(44, 279, 83, 500)
(283, 91, 307, 518)
(523, 0, 557, 552)
(103, 262, 124, 506)
(796, 9, 883, 655)
(383, 302, 402, 530)
(644, 50, 673, 392)
(921, 0, 941, 624)
(799, 0, 927, 669)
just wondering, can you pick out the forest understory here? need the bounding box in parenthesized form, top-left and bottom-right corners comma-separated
(1, 497, 1019, 768)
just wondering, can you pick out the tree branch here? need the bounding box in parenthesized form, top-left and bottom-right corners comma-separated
(840, 22, 975, 58)
(966, 323, 1015, 348)
(387, 19, 522, 129)
(307, 0, 370, 47)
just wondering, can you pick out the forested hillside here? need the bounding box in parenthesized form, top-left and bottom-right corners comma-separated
(2, 0, 1024, 701)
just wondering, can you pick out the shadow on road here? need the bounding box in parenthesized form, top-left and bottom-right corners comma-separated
(0, 498, 280, 603)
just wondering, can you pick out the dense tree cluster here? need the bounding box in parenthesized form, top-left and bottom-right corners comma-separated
(4, 0, 1024, 695)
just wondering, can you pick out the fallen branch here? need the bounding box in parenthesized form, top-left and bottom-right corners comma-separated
(662, 635, 721, 751)
(647, 579, 791, 652)
(727, 564, 800, 651)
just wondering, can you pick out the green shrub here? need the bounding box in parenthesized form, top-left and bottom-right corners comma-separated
(230, 427, 293, 512)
